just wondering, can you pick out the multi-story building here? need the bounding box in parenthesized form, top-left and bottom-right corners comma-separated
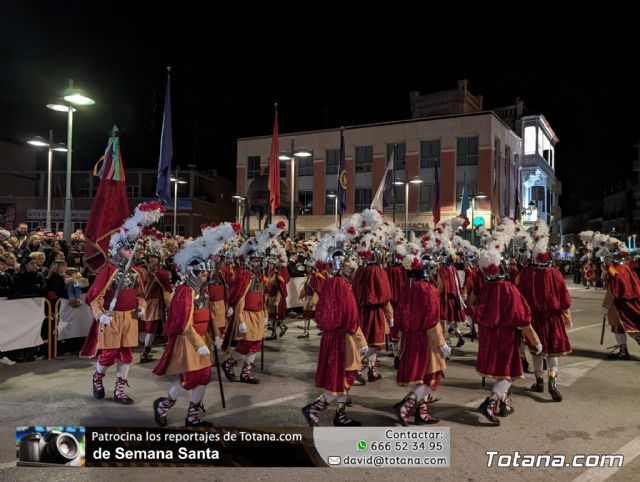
(237, 111, 523, 237)
(0, 141, 235, 236)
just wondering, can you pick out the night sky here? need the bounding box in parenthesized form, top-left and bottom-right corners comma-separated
(2, 3, 637, 215)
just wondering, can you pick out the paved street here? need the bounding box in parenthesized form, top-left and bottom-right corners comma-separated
(1, 281, 640, 481)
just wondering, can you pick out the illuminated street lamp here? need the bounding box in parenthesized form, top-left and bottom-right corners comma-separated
(170, 171, 188, 236)
(27, 131, 67, 231)
(46, 79, 95, 241)
(327, 192, 338, 228)
(394, 176, 423, 237)
(279, 142, 311, 238)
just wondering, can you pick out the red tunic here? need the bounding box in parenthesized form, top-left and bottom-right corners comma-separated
(518, 266, 572, 356)
(609, 264, 640, 333)
(352, 264, 392, 347)
(386, 264, 408, 342)
(437, 265, 465, 323)
(474, 280, 532, 379)
(315, 276, 359, 395)
(396, 279, 441, 386)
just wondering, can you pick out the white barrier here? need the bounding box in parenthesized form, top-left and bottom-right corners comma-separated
(0, 298, 45, 352)
(56, 297, 94, 341)
(285, 277, 306, 309)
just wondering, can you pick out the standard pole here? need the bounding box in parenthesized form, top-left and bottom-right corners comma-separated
(46, 129, 53, 232)
(405, 182, 409, 238)
(63, 79, 74, 243)
(392, 144, 397, 223)
(290, 139, 295, 239)
(334, 197, 338, 228)
(471, 196, 475, 245)
(173, 183, 178, 235)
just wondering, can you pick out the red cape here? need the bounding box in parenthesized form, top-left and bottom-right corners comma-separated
(227, 268, 252, 307)
(396, 279, 440, 333)
(80, 263, 118, 358)
(474, 280, 531, 328)
(352, 265, 392, 306)
(315, 276, 359, 394)
(517, 266, 571, 313)
(609, 264, 640, 300)
(386, 264, 408, 305)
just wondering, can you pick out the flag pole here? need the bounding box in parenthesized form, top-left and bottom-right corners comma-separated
(392, 144, 397, 223)
(338, 127, 344, 227)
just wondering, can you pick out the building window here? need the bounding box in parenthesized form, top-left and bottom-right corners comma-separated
(167, 225, 186, 236)
(420, 183, 433, 212)
(126, 185, 139, 197)
(420, 140, 440, 168)
(298, 156, 314, 176)
(299, 190, 313, 215)
(456, 137, 478, 166)
(387, 143, 406, 170)
(355, 187, 372, 212)
(248, 156, 261, 180)
(456, 182, 479, 211)
(493, 137, 500, 191)
(326, 149, 340, 175)
(325, 190, 337, 214)
(355, 146, 373, 172)
(505, 145, 511, 177)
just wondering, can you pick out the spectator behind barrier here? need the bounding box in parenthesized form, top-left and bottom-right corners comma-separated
(0, 256, 14, 299)
(11, 256, 47, 299)
(46, 260, 70, 301)
(29, 252, 48, 278)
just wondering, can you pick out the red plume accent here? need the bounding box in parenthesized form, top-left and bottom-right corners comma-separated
(411, 257, 421, 269)
(276, 221, 286, 229)
(232, 223, 242, 233)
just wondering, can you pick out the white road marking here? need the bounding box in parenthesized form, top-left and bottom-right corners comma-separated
(0, 461, 14, 470)
(556, 359, 602, 387)
(211, 392, 307, 419)
(568, 323, 602, 333)
(572, 434, 640, 482)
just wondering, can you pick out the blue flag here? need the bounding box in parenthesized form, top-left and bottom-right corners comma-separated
(338, 128, 347, 215)
(156, 71, 173, 205)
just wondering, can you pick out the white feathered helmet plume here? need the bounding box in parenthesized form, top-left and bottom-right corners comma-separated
(144, 228, 165, 259)
(238, 220, 287, 258)
(109, 201, 166, 257)
(174, 222, 241, 275)
(478, 218, 516, 278)
(313, 211, 363, 270)
(531, 219, 551, 264)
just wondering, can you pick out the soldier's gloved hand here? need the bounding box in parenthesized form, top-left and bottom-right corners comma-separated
(388, 318, 394, 328)
(197, 345, 211, 356)
(136, 307, 145, 319)
(360, 345, 369, 356)
(534, 343, 543, 355)
(239, 322, 248, 334)
(440, 344, 452, 358)
(227, 307, 234, 317)
(99, 314, 112, 325)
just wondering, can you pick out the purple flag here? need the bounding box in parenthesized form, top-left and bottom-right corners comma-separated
(338, 128, 347, 215)
(156, 71, 173, 205)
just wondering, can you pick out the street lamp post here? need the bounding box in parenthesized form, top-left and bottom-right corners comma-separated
(327, 192, 338, 228)
(47, 79, 95, 242)
(232, 194, 246, 234)
(394, 176, 423, 238)
(27, 132, 67, 231)
(170, 170, 188, 236)
(279, 141, 311, 240)
(470, 192, 486, 245)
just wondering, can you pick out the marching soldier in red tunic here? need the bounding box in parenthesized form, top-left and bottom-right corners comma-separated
(207, 254, 229, 344)
(518, 220, 572, 402)
(394, 252, 450, 425)
(265, 254, 289, 340)
(474, 238, 542, 425)
(303, 245, 366, 427)
(138, 230, 173, 363)
(153, 223, 239, 427)
(222, 221, 286, 384)
(298, 259, 326, 339)
(81, 202, 166, 404)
